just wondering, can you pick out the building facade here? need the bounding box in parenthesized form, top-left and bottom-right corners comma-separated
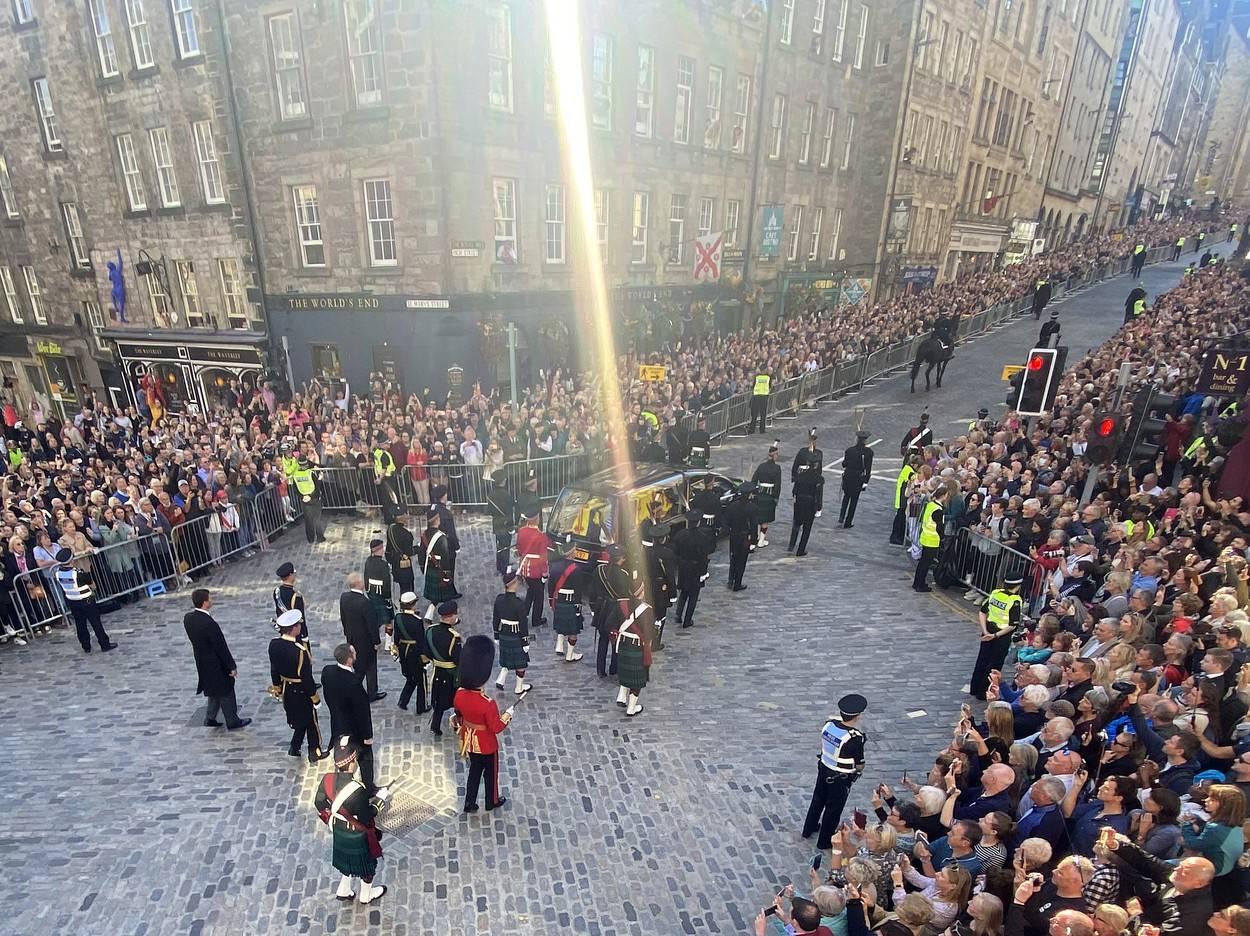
(0, 0, 266, 419)
(1200, 30, 1250, 205)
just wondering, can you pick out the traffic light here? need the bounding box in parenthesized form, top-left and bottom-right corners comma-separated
(1014, 347, 1068, 416)
(1087, 412, 1123, 465)
(1122, 387, 1176, 469)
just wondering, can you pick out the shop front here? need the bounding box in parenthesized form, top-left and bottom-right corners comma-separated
(776, 271, 876, 319)
(106, 332, 268, 415)
(946, 219, 1011, 278)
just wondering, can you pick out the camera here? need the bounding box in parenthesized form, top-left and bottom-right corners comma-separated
(1111, 681, 1135, 693)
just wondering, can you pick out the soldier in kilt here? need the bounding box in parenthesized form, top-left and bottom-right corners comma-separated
(547, 535, 585, 663)
(390, 591, 430, 714)
(315, 737, 388, 905)
(750, 441, 782, 547)
(492, 570, 532, 694)
(614, 597, 656, 717)
(417, 507, 457, 618)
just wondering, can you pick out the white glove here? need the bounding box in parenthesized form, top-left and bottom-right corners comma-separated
(815, 510, 822, 518)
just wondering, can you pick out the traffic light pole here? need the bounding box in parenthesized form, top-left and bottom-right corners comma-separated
(1079, 362, 1133, 506)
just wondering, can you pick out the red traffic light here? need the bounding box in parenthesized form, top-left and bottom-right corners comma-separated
(1028, 354, 1045, 371)
(1097, 417, 1115, 436)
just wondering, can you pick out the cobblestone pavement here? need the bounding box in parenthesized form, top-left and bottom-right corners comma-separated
(0, 250, 1213, 936)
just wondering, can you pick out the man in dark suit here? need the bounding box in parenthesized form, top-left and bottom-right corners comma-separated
(321, 642, 378, 794)
(183, 588, 251, 730)
(339, 571, 385, 701)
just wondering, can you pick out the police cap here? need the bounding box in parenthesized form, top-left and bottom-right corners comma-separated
(399, 591, 419, 606)
(838, 694, 868, 717)
(977, 408, 989, 419)
(1003, 572, 1024, 586)
(275, 562, 295, 578)
(276, 609, 303, 631)
(437, 600, 459, 617)
(55, 547, 73, 563)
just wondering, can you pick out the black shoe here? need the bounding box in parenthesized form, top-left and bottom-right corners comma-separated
(311, 749, 331, 762)
(486, 796, 508, 811)
(888, 538, 904, 546)
(801, 830, 815, 840)
(369, 692, 388, 702)
(100, 641, 118, 651)
(397, 701, 408, 711)
(288, 747, 302, 758)
(432, 729, 444, 737)
(843, 523, 853, 529)
(914, 585, 932, 593)
(681, 622, 692, 629)
(795, 550, 807, 557)
(415, 707, 429, 714)
(227, 718, 253, 730)
(81, 646, 91, 653)
(732, 584, 748, 592)
(463, 803, 480, 814)
(204, 719, 223, 728)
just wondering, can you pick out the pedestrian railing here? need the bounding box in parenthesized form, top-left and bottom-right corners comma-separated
(940, 527, 1046, 605)
(170, 485, 287, 578)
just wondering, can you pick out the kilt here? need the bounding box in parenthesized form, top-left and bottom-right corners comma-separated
(423, 566, 458, 603)
(498, 631, 529, 670)
(754, 494, 778, 524)
(552, 601, 583, 636)
(331, 824, 378, 879)
(617, 640, 649, 691)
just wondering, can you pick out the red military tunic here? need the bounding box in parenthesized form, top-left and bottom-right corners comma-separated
(453, 687, 512, 757)
(515, 526, 550, 580)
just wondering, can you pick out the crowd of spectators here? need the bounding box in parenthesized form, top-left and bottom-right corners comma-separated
(747, 240, 1250, 936)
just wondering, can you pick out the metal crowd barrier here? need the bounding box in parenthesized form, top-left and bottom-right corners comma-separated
(171, 485, 287, 578)
(940, 527, 1046, 604)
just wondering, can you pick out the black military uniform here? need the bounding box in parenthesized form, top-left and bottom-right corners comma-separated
(590, 547, 633, 676)
(900, 414, 932, 456)
(686, 415, 711, 468)
(425, 601, 462, 736)
(385, 517, 416, 596)
(486, 475, 517, 575)
(273, 561, 308, 641)
(801, 694, 867, 850)
(789, 429, 825, 556)
(724, 482, 759, 591)
(642, 522, 676, 650)
(751, 443, 782, 546)
(638, 431, 667, 463)
(514, 471, 542, 531)
(392, 593, 430, 713)
(671, 517, 715, 627)
(689, 481, 723, 535)
(363, 540, 394, 632)
(839, 430, 873, 528)
(268, 610, 325, 762)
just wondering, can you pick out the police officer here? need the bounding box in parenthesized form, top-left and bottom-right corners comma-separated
(1124, 286, 1147, 324)
(801, 693, 867, 850)
(1038, 308, 1060, 349)
(385, 511, 416, 598)
(749, 369, 770, 434)
(547, 535, 586, 662)
(966, 408, 990, 433)
(1173, 234, 1185, 260)
(839, 429, 873, 529)
(1184, 261, 1195, 277)
(687, 413, 711, 468)
(371, 432, 399, 524)
(363, 537, 394, 634)
(290, 454, 325, 544)
(912, 485, 950, 592)
(1031, 276, 1052, 319)
(889, 454, 919, 546)
(725, 481, 759, 591)
(268, 608, 325, 762)
(1130, 240, 1146, 278)
(1195, 229, 1205, 254)
(273, 561, 308, 642)
(591, 545, 632, 677)
(751, 441, 782, 547)
(56, 547, 115, 653)
(789, 429, 824, 556)
(968, 572, 1024, 699)
(391, 591, 430, 713)
(487, 473, 517, 575)
(643, 522, 676, 650)
(671, 514, 715, 628)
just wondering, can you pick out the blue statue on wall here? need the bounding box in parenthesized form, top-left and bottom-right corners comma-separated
(106, 248, 127, 323)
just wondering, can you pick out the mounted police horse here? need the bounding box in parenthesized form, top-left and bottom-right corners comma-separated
(909, 316, 956, 393)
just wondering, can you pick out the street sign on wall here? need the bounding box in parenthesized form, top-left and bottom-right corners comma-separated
(759, 206, 783, 257)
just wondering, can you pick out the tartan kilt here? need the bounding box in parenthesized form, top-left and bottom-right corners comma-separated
(423, 566, 458, 603)
(754, 494, 778, 524)
(498, 632, 529, 670)
(617, 641, 649, 691)
(331, 824, 378, 879)
(552, 601, 583, 636)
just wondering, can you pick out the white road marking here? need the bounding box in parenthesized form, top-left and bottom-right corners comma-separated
(823, 438, 883, 470)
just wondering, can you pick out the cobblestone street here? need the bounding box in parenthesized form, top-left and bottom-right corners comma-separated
(0, 253, 1205, 936)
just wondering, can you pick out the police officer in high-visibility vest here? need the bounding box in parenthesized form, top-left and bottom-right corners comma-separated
(291, 454, 325, 544)
(372, 432, 399, 525)
(889, 455, 918, 546)
(912, 486, 949, 592)
(749, 370, 770, 434)
(1130, 241, 1146, 278)
(968, 572, 1024, 699)
(1195, 230, 1205, 254)
(1173, 235, 1185, 261)
(687, 412, 711, 468)
(1123, 286, 1147, 325)
(1184, 261, 1195, 277)
(801, 693, 867, 850)
(56, 547, 115, 653)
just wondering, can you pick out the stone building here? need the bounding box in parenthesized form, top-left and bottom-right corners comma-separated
(0, 0, 265, 418)
(1039, 0, 1128, 243)
(1199, 29, 1250, 206)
